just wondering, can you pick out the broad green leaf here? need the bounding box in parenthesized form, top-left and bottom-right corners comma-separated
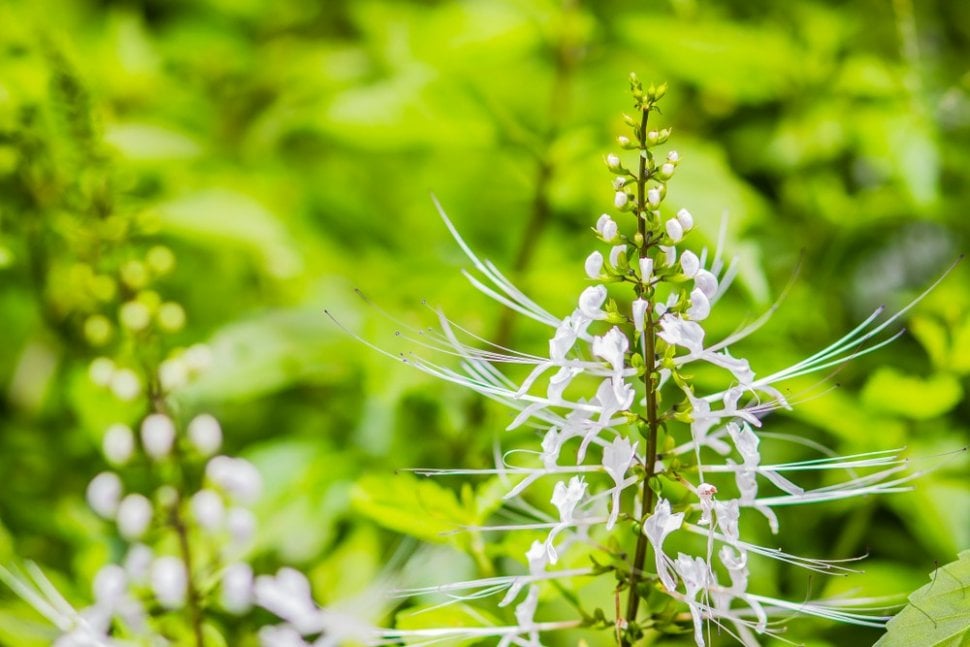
(352, 473, 472, 543)
(875, 550, 970, 646)
(396, 602, 501, 647)
(861, 367, 963, 419)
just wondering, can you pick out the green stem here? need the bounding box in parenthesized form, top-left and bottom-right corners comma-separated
(622, 107, 660, 646)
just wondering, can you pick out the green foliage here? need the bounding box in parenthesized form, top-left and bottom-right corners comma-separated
(0, 0, 967, 644)
(876, 550, 970, 647)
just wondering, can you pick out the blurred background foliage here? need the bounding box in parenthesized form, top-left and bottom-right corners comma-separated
(0, 0, 968, 644)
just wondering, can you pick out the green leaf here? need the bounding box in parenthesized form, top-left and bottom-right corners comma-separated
(395, 602, 501, 647)
(861, 367, 963, 419)
(352, 473, 472, 544)
(875, 550, 970, 646)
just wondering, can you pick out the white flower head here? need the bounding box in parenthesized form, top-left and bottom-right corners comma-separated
(188, 414, 222, 456)
(141, 413, 175, 460)
(687, 287, 711, 321)
(596, 214, 618, 241)
(117, 494, 153, 539)
(592, 327, 628, 374)
(87, 472, 123, 519)
(614, 191, 629, 209)
(643, 498, 684, 591)
(676, 208, 694, 231)
(610, 244, 627, 267)
(102, 424, 134, 466)
(584, 251, 604, 279)
(191, 489, 225, 531)
(632, 298, 648, 333)
(665, 218, 684, 243)
(151, 556, 187, 609)
(578, 285, 608, 320)
(680, 250, 700, 278)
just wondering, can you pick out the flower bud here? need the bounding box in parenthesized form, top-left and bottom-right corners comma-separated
(157, 302, 186, 332)
(578, 285, 608, 320)
(667, 150, 679, 163)
(695, 269, 719, 299)
(89, 357, 115, 387)
(207, 456, 262, 504)
(639, 257, 654, 282)
(665, 218, 684, 243)
(110, 368, 142, 401)
(680, 250, 700, 278)
(606, 154, 621, 170)
(159, 357, 189, 391)
(614, 191, 629, 209)
(125, 544, 154, 583)
(119, 301, 151, 332)
(141, 414, 176, 460)
(632, 298, 648, 333)
(93, 565, 127, 607)
(612, 176, 627, 190)
(646, 131, 659, 146)
(146, 245, 176, 276)
(609, 244, 627, 268)
(659, 163, 676, 179)
(84, 315, 113, 346)
(617, 136, 630, 147)
(584, 251, 603, 279)
(191, 489, 225, 531)
(103, 423, 135, 465)
(687, 287, 711, 321)
(222, 562, 254, 614)
(120, 261, 148, 289)
(596, 214, 618, 241)
(183, 344, 213, 373)
(117, 494, 153, 539)
(676, 208, 694, 231)
(87, 472, 123, 519)
(227, 507, 257, 546)
(151, 556, 187, 609)
(647, 187, 661, 208)
(188, 414, 222, 456)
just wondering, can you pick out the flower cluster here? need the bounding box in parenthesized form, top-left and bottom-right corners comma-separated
(346, 76, 942, 646)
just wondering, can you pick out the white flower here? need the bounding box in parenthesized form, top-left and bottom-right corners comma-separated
(667, 150, 680, 162)
(632, 298, 648, 333)
(680, 250, 700, 278)
(227, 507, 257, 546)
(116, 494, 152, 540)
(687, 287, 711, 321)
(87, 472, 122, 519)
(206, 456, 262, 504)
(696, 482, 717, 526)
(222, 562, 254, 614)
(88, 358, 115, 387)
(606, 153, 621, 169)
(592, 327, 628, 374)
(92, 565, 127, 608)
(584, 251, 603, 279)
(639, 256, 654, 282)
(187, 414, 222, 456)
(676, 208, 694, 231)
(596, 214, 618, 241)
(647, 187, 661, 208)
(665, 218, 684, 243)
(191, 489, 225, 531)
(610, 244, 627, 267)
(124, 544, 153, 583)
(614, 191, 629, 208)
(102, 424, 134, 465)
(140, 413, 175, 460)
(577, 285, 608, 320)
(255, 568, 321, 635)
(602, 437, 637, 529)
(643, 498, 684, 590)
(109, 368, 141, 401)
(150, 556, 187, 609)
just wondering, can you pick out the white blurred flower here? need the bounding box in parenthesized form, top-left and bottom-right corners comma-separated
(140, 414, 175, 460)
(87, 472, 122, 519)
(150, 556, 187, 609)
(187, 413, 222, 456)
(116, 494, 152, 540)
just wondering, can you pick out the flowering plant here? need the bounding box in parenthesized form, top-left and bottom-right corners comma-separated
(2, 73, 961, 647)
(341, 75, 958, 646)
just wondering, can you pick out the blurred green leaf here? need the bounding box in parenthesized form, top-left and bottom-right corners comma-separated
(396, 602, 501, 647)
(875, 550, 970, 646)
(861, 367, 962, 419)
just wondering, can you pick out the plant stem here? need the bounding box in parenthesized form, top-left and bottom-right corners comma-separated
(149, 382, 206, 647)
(622, 107, 660, 645)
